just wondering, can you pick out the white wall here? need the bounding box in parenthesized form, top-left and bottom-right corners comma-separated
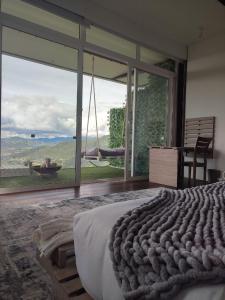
(48, 0, 187, 60)
(185, 33, 225, 178)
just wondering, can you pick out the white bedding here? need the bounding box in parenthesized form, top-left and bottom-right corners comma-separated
(73, 196, 225, 300)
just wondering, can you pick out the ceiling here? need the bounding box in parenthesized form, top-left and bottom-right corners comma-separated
(83, 52, 127, 83)
(83, 53, 151, 86)
(91, 0, 225, 45)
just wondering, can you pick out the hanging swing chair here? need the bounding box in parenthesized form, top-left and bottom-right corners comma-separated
(83, 56, 125, 161)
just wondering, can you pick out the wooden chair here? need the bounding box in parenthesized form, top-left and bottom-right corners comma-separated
(183, 136, 212, 186)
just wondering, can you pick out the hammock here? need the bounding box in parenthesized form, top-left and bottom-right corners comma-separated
(84, 56, 125, 161)
(83, 147, 125, 160)
(99, 147, 125, 158)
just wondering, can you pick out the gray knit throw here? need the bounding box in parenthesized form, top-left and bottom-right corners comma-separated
(109, 182, 225, 300)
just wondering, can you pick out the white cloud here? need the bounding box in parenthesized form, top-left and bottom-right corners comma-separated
(2, 54, 127, 139)
(2, 95, 76, 137)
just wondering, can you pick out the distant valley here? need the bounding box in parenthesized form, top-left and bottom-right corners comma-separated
(1, 136, 109, 168)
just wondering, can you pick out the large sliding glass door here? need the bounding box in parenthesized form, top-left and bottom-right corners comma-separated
(0, 0, 178, 192)
(128, 68, 172, 178)
(81, 52, 127, 183)
(0, 27, 78, 189)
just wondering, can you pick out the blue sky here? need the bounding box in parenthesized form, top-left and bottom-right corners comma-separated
(1, 54, 127, 138)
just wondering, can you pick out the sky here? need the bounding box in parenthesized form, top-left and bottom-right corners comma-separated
(1, 54, 127, 139)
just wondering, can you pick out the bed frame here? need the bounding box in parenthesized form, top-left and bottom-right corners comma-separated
(37, 242, 93, 300)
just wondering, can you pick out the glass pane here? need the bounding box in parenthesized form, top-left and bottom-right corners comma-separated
(2, 27, 78, 71)
(86, 26, 136, 58)
(1, 0, 79, 38)
(140, 47, 176, 72)
(0, 32, 78, 191)
(81, 53, 127, 183)
(132, 70, 169, 177)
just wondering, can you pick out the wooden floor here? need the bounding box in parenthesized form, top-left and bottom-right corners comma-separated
(0, 180, 160, 202)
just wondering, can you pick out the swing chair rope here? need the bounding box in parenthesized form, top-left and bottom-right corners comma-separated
(92, 66, 100, 155)
(84, 56, 100, 157)
(84, 71, 93, 155)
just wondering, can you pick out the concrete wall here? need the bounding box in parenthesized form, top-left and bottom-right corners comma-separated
(185, 33, 225, 179)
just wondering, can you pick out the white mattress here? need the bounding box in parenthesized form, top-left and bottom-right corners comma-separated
(73, 197, 225, 300)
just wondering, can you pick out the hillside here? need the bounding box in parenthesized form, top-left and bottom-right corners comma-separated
(1, 136, 109, 168)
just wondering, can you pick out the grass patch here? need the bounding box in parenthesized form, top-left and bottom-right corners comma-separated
(0, 166, 124, 189)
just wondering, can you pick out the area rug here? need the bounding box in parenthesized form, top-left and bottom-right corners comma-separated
(0, 187, 160, 300)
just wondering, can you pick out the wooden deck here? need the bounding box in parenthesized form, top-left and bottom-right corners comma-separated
(0, 180, 160, 201)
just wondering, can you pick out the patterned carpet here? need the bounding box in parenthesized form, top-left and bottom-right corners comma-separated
(0, 188, 160, 300)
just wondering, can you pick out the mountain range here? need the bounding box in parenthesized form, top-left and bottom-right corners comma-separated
(1, 136, 109, 168)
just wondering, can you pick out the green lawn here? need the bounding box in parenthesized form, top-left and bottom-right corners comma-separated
(0, 166, 124, 189)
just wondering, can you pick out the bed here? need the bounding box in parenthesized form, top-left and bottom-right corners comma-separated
(36, 184, 225, 300)
(73, 196, 225, 300)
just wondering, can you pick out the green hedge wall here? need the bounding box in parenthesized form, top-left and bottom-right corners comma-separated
(108, 69, 169, 173)
(108, 107, 125, 148)
(133, 74, 168, 175)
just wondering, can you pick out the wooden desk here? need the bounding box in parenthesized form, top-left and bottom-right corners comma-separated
(149, 146, 214, 189)
(149, 147, 182, 188)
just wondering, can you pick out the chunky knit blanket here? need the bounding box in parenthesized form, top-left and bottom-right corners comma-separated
(109, 182, 225, 300)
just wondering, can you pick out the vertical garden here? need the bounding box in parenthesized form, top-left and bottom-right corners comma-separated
(133, 74, 168, 175)
(108, 72, 168, 175)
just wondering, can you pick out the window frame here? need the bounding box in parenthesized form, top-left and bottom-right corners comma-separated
(0, 0, 178, 188)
